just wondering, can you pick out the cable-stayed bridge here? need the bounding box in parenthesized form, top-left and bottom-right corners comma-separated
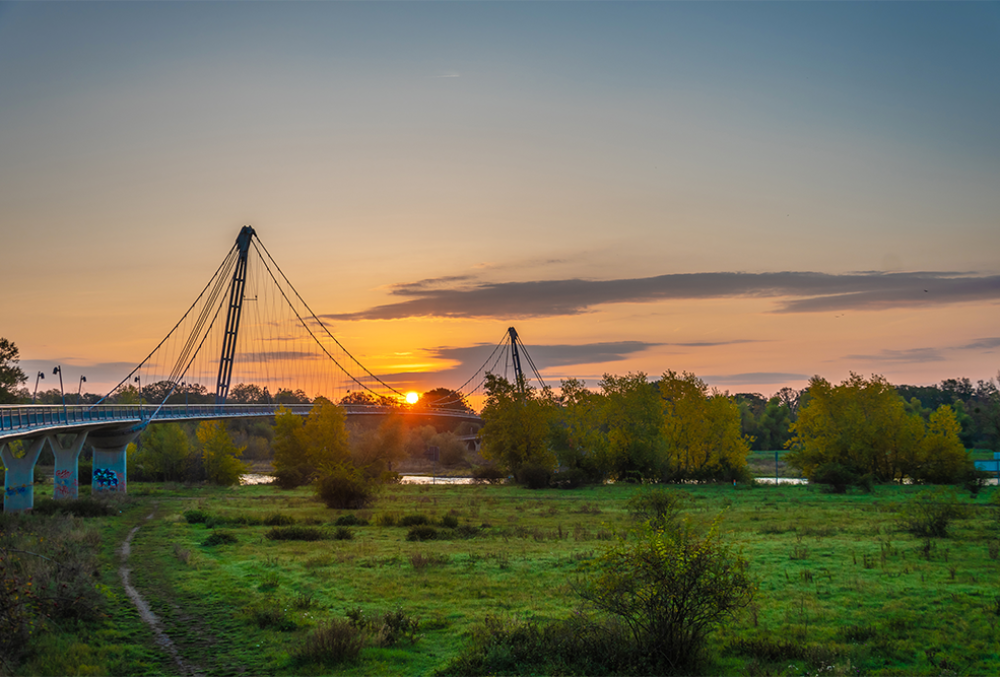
(1, 227, 547, 512)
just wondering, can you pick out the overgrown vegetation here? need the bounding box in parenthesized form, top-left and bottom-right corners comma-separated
(315, 463, 378, 509)
(897, 487, 969, 538)
(0, 511, 108, 672)
(577, 514, 756, 673)
(4, 476, 1000, 675)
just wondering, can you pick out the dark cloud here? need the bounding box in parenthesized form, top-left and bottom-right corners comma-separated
(428, 340, 661, 370)
(960, 337, 1000, 350)
(672, 340, 760, 347)
(320, 271, 1000, 321)
(702, 372, 812, 386)
(845, 348, 946, 363)
(386, 275, 475, 294)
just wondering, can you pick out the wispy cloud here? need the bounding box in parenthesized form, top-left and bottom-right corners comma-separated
(845, 348, 947, 364)
(702, 372, 812, 386)
(959, 337, 1000, 351)
(321, 271, 1000, 321)
(383, 275, 474, 294)
(428, 340, 661, 370)
(671, 340, 760, 348)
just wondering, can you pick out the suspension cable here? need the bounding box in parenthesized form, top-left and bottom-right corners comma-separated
(92, 243, 238, 406)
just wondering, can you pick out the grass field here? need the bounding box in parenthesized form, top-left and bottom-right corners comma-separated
(9, 478, 1000, 676)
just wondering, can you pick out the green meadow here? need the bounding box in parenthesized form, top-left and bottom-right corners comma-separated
(9, 479, 1000, 676)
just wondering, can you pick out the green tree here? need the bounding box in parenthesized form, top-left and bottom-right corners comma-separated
(416, 387, 474, 413)
(787, 374, 927, 483)
(352, 412, 407, 475)
(756, 396, 793, 451)
(598, 372, 665, 481)
(272, 406, 310, 487)
(734, 393, 766, 450)
(115, 384, 143, 405)
(229, 383, 270, 404)
(136, 423, 192, 481)
(479, 373, 556, 478)
(911, 405, 974, 484)
(196, 420, 247, 486)
(579, 514, 756, 672)
(550, 378, 608, 478)
(660, 371, 751, 482)
(0, 338, 27, 404)
(274, 388, 311, 404)
(431, 431, 469, 467)
(299, 397, 350, 468)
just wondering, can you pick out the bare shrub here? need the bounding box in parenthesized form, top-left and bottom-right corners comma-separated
(295, 619, 364, 664)
(346, 606, 420, 646)
(626, 488, 689, 530)
(898, 487, 968, 538)
(173, 544, 191, 565)
(409, 552, 450, 570)
(406, 525, 438, 541)
(315, 464, 377, 510)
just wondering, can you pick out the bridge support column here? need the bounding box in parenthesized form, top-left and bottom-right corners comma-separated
(90, 426, 141, 494)
(1, 437, 46, 512)
(48, 432, 88, 500)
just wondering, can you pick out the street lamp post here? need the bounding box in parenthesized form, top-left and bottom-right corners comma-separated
(53, 366, 66, 422)
(77, 375, 87, 404)
(134, 375, 142, 420)
(32, 371, 44, 404)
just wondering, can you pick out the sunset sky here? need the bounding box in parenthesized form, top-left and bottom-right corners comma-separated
(2, 2, 998, 400)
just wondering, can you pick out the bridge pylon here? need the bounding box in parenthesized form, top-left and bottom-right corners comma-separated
(505, 326, 546, 394)
(216, 225, 256, 404)
(1, 437, 46, 512)
(50, 431, 89, 500)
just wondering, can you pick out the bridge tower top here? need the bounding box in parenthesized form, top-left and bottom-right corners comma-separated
(507, 327, 525, 393)
(216, 225, 256, 404)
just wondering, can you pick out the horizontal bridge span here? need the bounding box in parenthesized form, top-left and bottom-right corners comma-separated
(0, 404, 481, 442)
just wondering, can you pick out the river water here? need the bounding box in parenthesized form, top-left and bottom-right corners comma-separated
(240, 473, 807, 486)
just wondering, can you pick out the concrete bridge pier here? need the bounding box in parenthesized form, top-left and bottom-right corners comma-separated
(49, 432, 89, 500)
(1, 436, 46, 512)
(90, 425, 142, 494)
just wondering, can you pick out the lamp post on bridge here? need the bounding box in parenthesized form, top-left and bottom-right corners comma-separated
(32, 371, 44, 403)
(134, 375, 142, 420)
(77, 375, 87, 404)
(53, 366, 66, 422)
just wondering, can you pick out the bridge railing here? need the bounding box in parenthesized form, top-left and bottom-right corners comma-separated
(0, 403, 307, 434)
(0, 403, 479, 436)
(1, 404, 145, 433)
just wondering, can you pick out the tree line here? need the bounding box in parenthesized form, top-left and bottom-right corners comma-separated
(479, 370, 996, 488)
(479, 371, 753, 486)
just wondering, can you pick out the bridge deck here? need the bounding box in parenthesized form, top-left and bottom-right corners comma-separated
(0, 404, 480, 442)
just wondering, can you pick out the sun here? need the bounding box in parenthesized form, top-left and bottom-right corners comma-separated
(405, 391, 419, 405)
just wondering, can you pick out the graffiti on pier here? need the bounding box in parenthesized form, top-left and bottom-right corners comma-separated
(93, 468, 118, 488)
(4, 484, 28, 497)
(54, 469, 78, 498)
